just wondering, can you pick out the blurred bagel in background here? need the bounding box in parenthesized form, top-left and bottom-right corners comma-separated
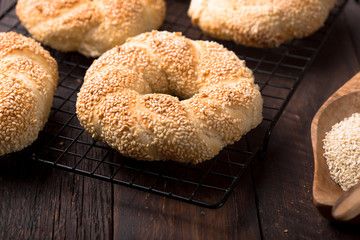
(16, 0, 166, 57)
(188, 0, 336, 47)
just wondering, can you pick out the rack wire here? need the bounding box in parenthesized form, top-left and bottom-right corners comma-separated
(0, 0, 347, 208)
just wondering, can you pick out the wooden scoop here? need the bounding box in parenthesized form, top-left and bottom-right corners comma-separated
(311, 72, 360, 223)
(332, 182, 360, 222)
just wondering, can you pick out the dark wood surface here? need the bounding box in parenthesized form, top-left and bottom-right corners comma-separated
(1, 1, 360, 239)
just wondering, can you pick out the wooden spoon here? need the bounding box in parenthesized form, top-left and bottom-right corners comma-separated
(311, 72, 360, 222)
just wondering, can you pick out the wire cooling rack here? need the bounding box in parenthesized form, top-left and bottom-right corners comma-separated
(0, 0, 347, 208)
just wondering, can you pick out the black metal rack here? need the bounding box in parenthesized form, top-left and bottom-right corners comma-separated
(0, 0, 347, 208)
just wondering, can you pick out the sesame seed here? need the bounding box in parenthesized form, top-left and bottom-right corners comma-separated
(76, 31, 263, 163)
(188, 0, 335, 47)
(0, 32, 58, 156)
(323, 113, 360, 191)
(16, 0, 166, 57)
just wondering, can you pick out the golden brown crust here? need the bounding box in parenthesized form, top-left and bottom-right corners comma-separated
(76, 31, 263, 163)
(0, 32, 58, 156)
(188, 0, 336, 47)
(16, 0, 166, 57)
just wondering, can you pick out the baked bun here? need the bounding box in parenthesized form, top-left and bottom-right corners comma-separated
(76, 31, 263, 163)
(188, 0, 335, 47)
(0, 32, 58, 156)
(16, 0, 166, 58)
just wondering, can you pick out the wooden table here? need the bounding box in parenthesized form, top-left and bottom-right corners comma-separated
(1, 1, 360, 239)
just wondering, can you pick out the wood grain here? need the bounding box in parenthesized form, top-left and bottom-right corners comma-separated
(1, 0, 360, 239)
(0, 149, 113, 240)
(344, 0, 360, 61)
(252, 10, 360, 239)
(113, 168, 261, 240)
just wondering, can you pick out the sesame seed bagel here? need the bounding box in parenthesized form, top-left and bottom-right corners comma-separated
(76, 31, 263, 163)
(16, 0, 166, 58)
(0, 32, 58, 156)
(188, 0, 335, 48)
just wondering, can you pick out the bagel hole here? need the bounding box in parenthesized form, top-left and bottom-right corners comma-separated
(152, 88, 196, 102)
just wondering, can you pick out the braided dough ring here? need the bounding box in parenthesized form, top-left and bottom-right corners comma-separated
(76, 31, 263, 163)
(188, 0, 335, 47)
(16, 0, 166, 57)
(0, 32, 58, 156)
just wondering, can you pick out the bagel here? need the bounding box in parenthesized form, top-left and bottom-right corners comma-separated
(16, 0, 166, 58)
(76, 31, 263, 163)
(188, 0, 335, 48)
(0, 32, 58, 156)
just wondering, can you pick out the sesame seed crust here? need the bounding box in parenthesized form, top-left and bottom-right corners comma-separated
(76, 31, 263, 163)
(0, 32, 58, 156)
(188, 0, 335, 48)
(16, 0, 166, 57)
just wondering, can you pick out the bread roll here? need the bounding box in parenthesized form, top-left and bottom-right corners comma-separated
(16, 0, 166, 57)
(0, 32, 58, 156)
(188, 0, 335, 47)
(76, 31, 263, 163)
